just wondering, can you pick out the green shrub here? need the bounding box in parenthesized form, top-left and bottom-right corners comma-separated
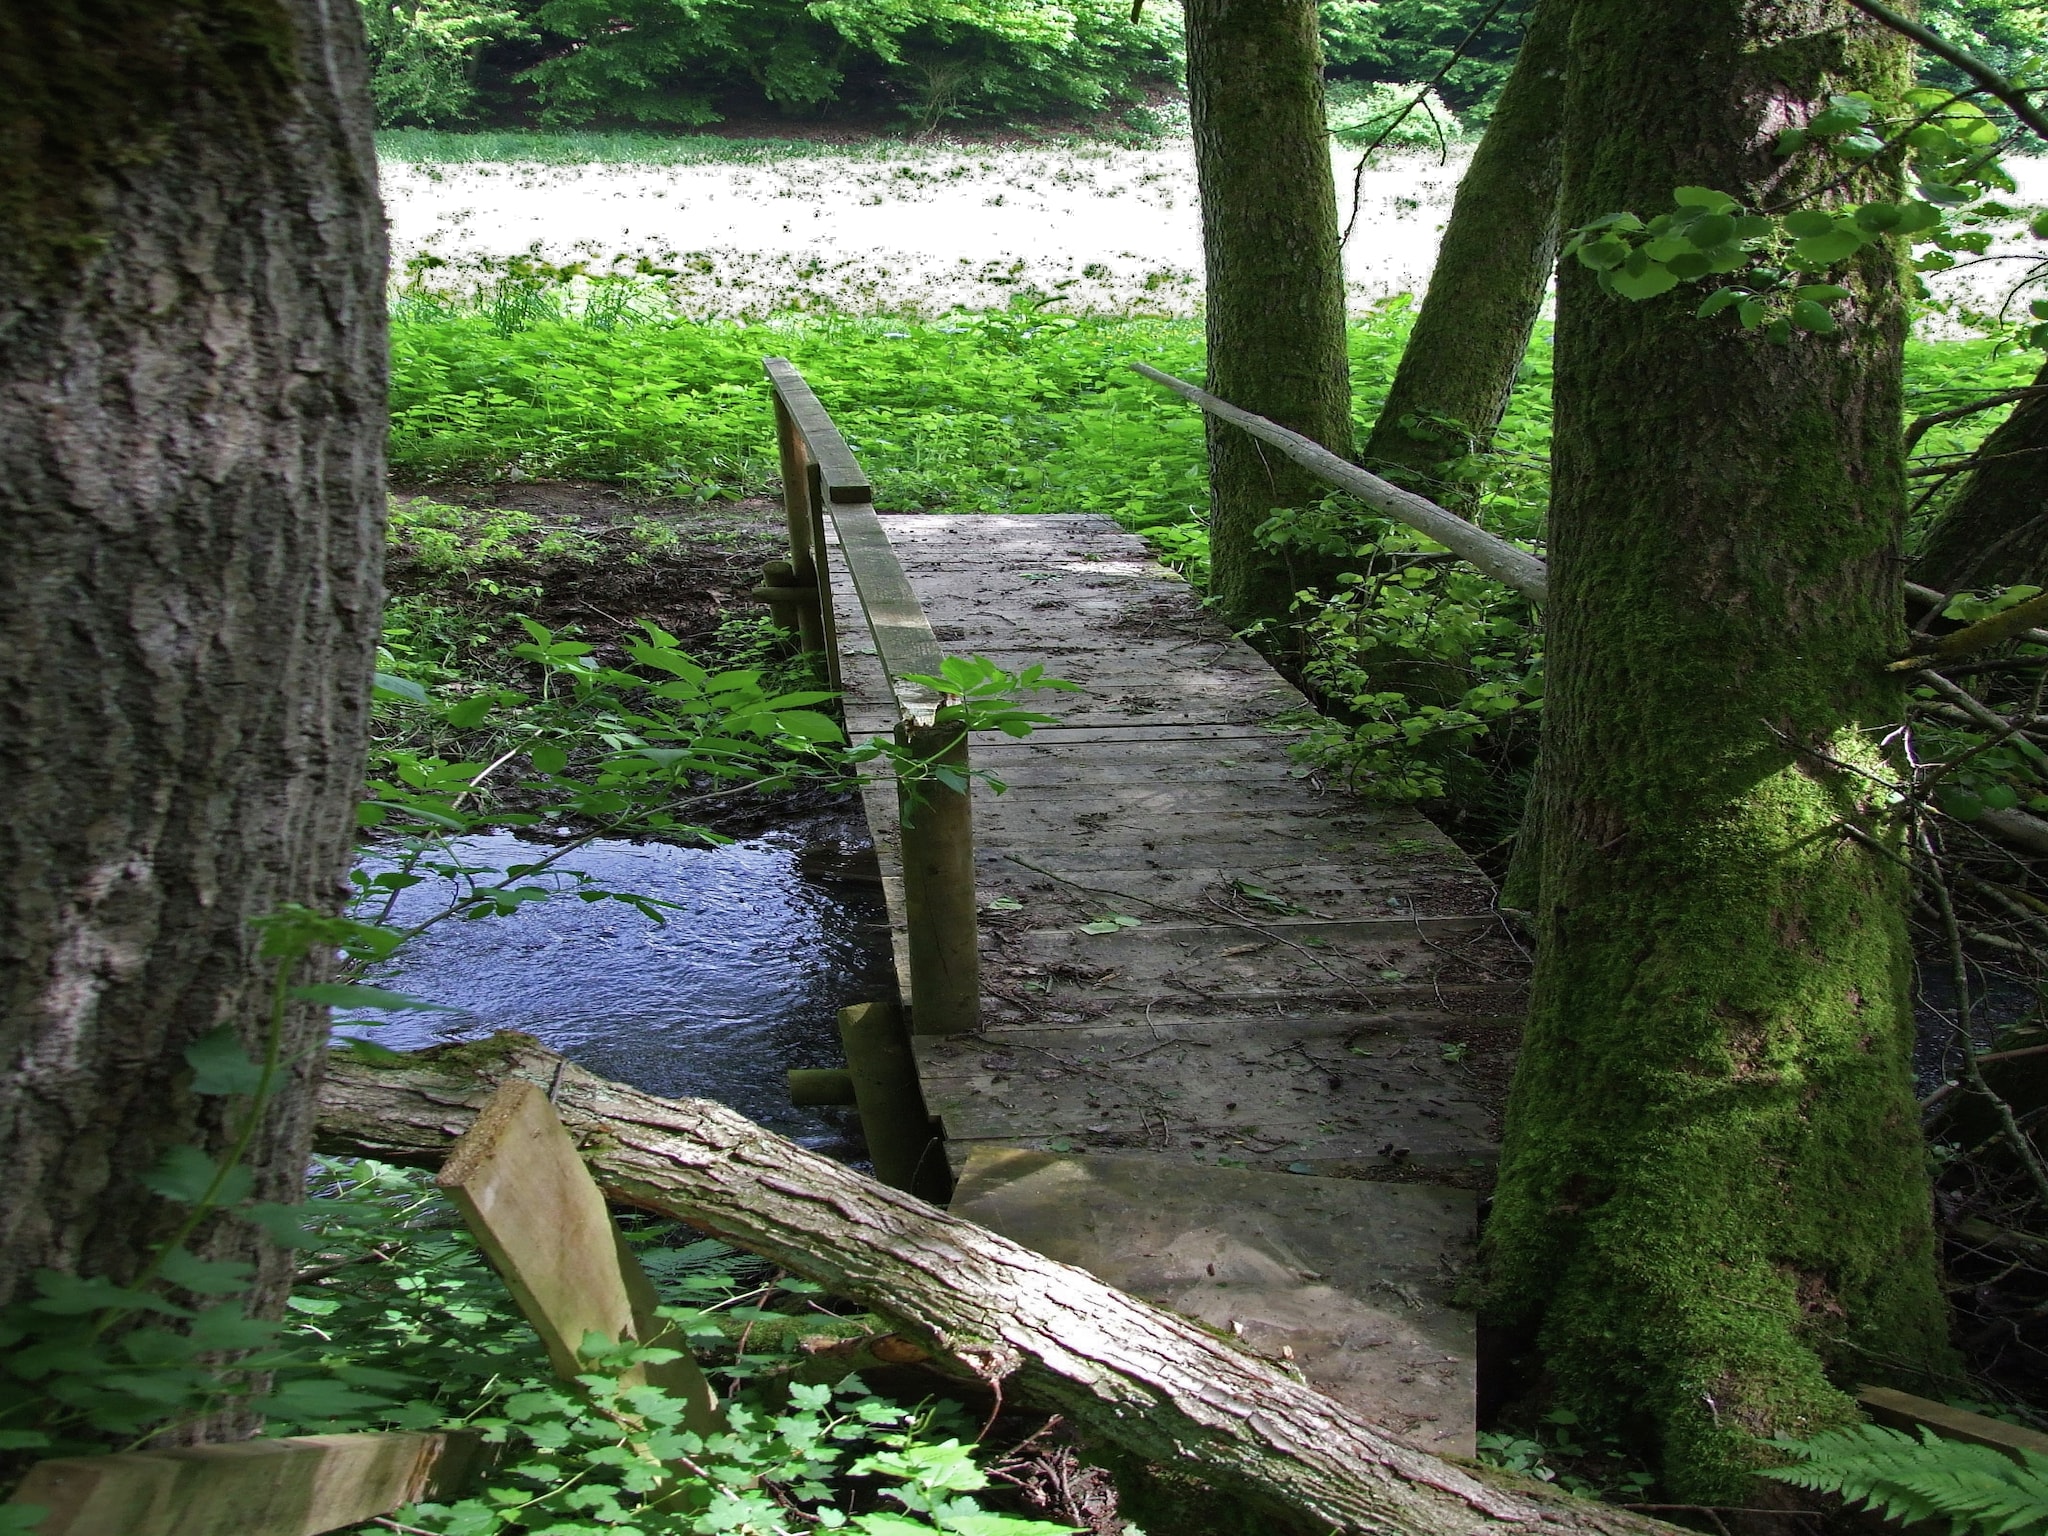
(1765, 1422, 2048, 1536)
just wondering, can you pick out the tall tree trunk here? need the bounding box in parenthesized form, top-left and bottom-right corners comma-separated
(1185, 0, 1354, 635)
(1362, 0, 1572, 497)
(1912, 360, 2048, 592)
(0, 0, 386, 1341)
(1481, 0, 1950, 1500)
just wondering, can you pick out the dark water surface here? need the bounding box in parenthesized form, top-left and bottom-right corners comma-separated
(340, 830, 892, 1154)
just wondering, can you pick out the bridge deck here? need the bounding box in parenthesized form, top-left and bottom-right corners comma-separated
(829, 513, 1525, 1456)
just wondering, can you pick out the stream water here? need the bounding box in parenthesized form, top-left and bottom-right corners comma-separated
(339, 828, 893, 1155)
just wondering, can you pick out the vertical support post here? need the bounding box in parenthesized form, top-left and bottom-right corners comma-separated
(838, 1002, 949, 1201)
(897, 722, 979, 1037)
(808, 461, 842, 691)
(773, 391, 825, 660)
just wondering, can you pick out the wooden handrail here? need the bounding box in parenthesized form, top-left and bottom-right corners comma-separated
(760, 357, 980, 1052)
(763, 357, 947, 726)
(1130, 362, 1551, 605)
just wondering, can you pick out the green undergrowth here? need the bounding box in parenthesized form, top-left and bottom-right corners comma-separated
(276, 1158, 1075, 1536)
(388, 274, 2039, 844)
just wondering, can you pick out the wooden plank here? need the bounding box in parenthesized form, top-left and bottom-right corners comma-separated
(916, 1014, 1499, 1174)
(437, 1079, 717, 1430)
(6, 1431, 480, 1536)
(1856, 1386, 2048, 1461)
(762, 357, 870, 504)
(951, 1150, 1478, 1456)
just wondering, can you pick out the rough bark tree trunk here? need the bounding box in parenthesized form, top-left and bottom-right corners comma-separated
(315, 1035, 1682, 1536)
(1184, 0, 1355, 635)
(1481, 0, 1951, 1500)
(1362, 0, 1572, 497)
(1912, 358, 2048, 592)
(0, 0, 387, 1332)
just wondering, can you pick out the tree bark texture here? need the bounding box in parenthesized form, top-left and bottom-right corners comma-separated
(314, 1036, 1684, 1536)
(0, 0, 387, 1325)
(1184, 0, 1355, 634)
(1912, 358, 2048, 592)
(1483, 0, 1950, 1500)
(1362, 0, 1572, 497)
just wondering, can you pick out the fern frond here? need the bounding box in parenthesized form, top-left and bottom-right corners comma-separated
(1764, 1423, 2048, 1536)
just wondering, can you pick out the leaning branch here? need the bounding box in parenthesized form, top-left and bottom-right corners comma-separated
(1844, 0, 2048, 143)
(1129, 363, 1551, 604)
(317, 1036, 1672, 1536)
(1891, 590, 2048, 670)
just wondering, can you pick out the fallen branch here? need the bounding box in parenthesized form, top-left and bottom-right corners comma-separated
(316, 1035, 1674, 1536)
(1128, 363, 1551, 604)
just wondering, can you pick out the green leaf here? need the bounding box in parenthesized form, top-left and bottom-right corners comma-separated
(1790, 300, 1839, 334)
(770, 709, 845, 743)
(1854, 202, 1903, 232)
(1673, 187, 1738, 212)
(0, 1506, 51, 1534)
(1609, 261, 1680, 300)
(158, 1248, 256, 1297)
(1793, 230, 1865, 264)
(373, 672, 430, 704)
(1796, 284, 1852, 303)
(443, 695, 495, 728)
(1575, 235, 1630, 271)
(1685, 212, 1737, 249)
(141, 1146, 250, 1207)
(2034, 210, 2048, 240)
(1079, 913, 1140, 934)
(184, 1028, 264, 1096)
(1784, 209, 1838, 238)
(528, 742, 568, 775)
(1696, 288, 1745, 318)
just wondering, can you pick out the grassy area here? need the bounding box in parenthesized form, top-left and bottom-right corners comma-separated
(389, 280, 2032, 570)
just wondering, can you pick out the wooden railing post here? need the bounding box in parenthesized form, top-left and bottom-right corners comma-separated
(806, 460, 841, 690)
(772, 392, 825, 660)
(837, 1002, 948, 1200)
(896, 722, 979, 1037)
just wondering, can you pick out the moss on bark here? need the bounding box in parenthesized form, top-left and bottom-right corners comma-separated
(1480, 0, 1952, 1500)
(1363, 0, 1571, 498)
(1184, 0, 1354, 636)
(0, 0, 298, 281)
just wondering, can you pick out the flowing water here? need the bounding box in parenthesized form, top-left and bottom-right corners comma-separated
(339, 828, 893, 1155)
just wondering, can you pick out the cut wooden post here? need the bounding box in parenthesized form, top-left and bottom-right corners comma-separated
(838, 1002, 947, 1201)
(436, 1079, 718, 1433)
(749, 559, 813, 648)
(4, 1430, 481, 1536)
(1856, 1385, 2048, 1462)
(787, 1067, 857, 1106)
(896, 723, 979, 1036)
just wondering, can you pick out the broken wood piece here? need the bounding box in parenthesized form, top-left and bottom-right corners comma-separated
(435, 1078, 718, 1432)
(318, 1036, 1676, 1536)
(4, 1430, 481, 1536)
(1856, 1386, 2048, 1462)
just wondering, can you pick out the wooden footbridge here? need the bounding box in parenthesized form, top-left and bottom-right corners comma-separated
(763, 360, 1529, 1456)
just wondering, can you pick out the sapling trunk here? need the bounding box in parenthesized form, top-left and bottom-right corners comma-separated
(1363, 0, 1572, 498)
(1183, 0, 1355, 634)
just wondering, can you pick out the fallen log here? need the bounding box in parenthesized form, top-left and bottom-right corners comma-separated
(315, 1034, 1673, 1536)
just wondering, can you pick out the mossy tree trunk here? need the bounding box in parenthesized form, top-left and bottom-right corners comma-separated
(1482, 0, 1951, 1499)
(1184, 0, 1354, 635)
(1912, 358, 2048, 592)
(0, 0, 387, 1341)
(1363, 0, 1572, 497)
